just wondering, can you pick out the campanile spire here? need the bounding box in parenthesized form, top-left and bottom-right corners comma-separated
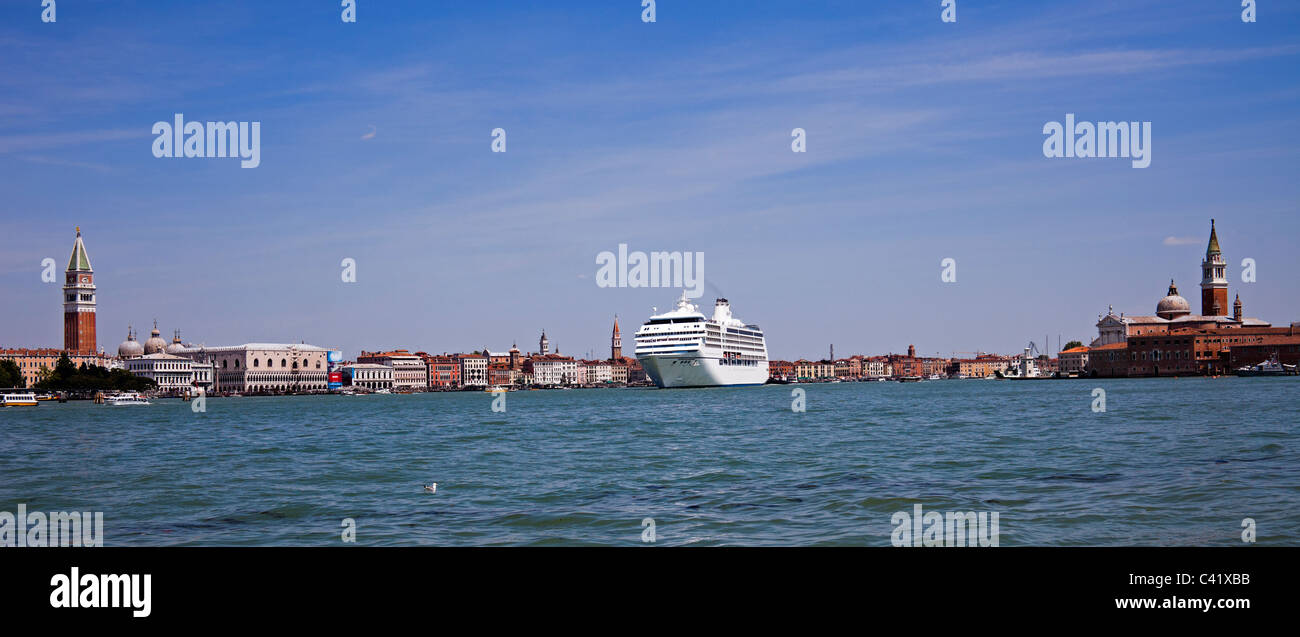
(63, 226, 97, 354)
(1200, 219, 1228, 316)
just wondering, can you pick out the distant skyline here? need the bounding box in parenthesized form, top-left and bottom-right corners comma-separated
(2, 1, 1299, 360)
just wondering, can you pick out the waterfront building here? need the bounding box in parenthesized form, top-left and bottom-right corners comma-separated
(1087, 342, 1129, 377)
(357, 350, 427, 391)
(488, 362, 513, 387)
(584, 359, 613, 384)
(125, 353, 193, 395)
(169, 343, 218, 392)
(531, 354, 578, 386)
(609, 359, 628, 384)
(0, 348, 115, 388)
(188, 343, 331, 393)
(864, 356, 892, 378)
(343, 363, 394, 390)
(62, 227, 97, 355)
(887, 347, 924, 378)
(1221, 325, 1300, 370)
(422, 354, 461, 389)
(768, 360, 794, 381)
(834, 358, 861, 378)
(190, 360, 214, 393)
(1059, 347, 1089, 374)
(458, 353, 489, 387)
(946, 354, 1009, 378)
(920, 356, 950, 377)
(1116, 325, 1300, 377)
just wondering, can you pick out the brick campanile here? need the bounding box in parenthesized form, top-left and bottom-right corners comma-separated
(63, 227, 97, 354)
(1200, 219, 1229, 317)
(611, 315, 622, 360)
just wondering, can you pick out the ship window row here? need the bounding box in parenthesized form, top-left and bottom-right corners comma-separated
(722, 336, 763, 343)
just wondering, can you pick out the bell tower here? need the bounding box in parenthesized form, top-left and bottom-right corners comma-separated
(1200, 219, 1228, 316)
(63, 226, 97, 354)
(610, 315, 622, 360)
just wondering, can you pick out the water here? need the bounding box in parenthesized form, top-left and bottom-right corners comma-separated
(2, 378, 1296, 546)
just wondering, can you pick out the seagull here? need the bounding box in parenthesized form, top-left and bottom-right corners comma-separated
(423, 483, 437, 494)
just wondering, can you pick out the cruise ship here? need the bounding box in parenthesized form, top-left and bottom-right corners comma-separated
(634, 293, 769, 388)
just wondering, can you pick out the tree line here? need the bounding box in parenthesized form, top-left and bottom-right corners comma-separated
(0, 353, 157, 393)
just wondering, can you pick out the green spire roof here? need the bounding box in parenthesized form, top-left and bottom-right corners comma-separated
(1206, 219, 1221, 255)
(67, 227, 92, 271)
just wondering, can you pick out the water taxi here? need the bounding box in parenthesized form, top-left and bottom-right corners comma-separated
(2, 393, 39, 407)
(106, 392, 151, 406)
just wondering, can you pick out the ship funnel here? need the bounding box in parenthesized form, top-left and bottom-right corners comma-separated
(712, 298, 732, 322)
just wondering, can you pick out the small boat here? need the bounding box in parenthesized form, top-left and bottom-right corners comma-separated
(2, 393, 39, 407)
(1234, 355, 1288, 377)
(927, 374, 942, 381)
(107, 392, 151, 405)
(374, 388, 392, 395)
(898, 376, 923, 383)
(35, 393, 58, 402)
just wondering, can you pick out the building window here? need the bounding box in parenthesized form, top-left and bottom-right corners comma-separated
(254, 359, 259, 367)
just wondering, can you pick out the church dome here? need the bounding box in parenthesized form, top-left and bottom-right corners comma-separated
(143, 322, 168, 355)
(1156, 280, 1191, 319)
(165, 329, 187, 354)
(117, 326, 144, 358)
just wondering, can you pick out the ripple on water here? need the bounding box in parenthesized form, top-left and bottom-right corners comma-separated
(1, 379, 1297, 545)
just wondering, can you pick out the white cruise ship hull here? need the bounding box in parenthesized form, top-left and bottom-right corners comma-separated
(638, 355, 768, 388)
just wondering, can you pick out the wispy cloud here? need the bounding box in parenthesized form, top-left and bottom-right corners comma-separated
(1163, 236, 1202, 246)
(0, 129, 140, 154)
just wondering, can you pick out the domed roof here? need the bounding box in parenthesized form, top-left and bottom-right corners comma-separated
(118, 326, 144, 358)
(1156, 280, 1191, 319)
(143, 321, 168, 355)
(165, 329, 187, 354)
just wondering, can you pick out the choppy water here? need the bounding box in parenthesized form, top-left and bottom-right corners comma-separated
(2, 378, 1296, 546)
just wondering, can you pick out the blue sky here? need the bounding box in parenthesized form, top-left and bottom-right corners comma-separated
(2, 0, 1298, 360)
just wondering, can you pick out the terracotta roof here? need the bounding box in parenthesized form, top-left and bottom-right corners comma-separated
(1091, 342, 1128, 351)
